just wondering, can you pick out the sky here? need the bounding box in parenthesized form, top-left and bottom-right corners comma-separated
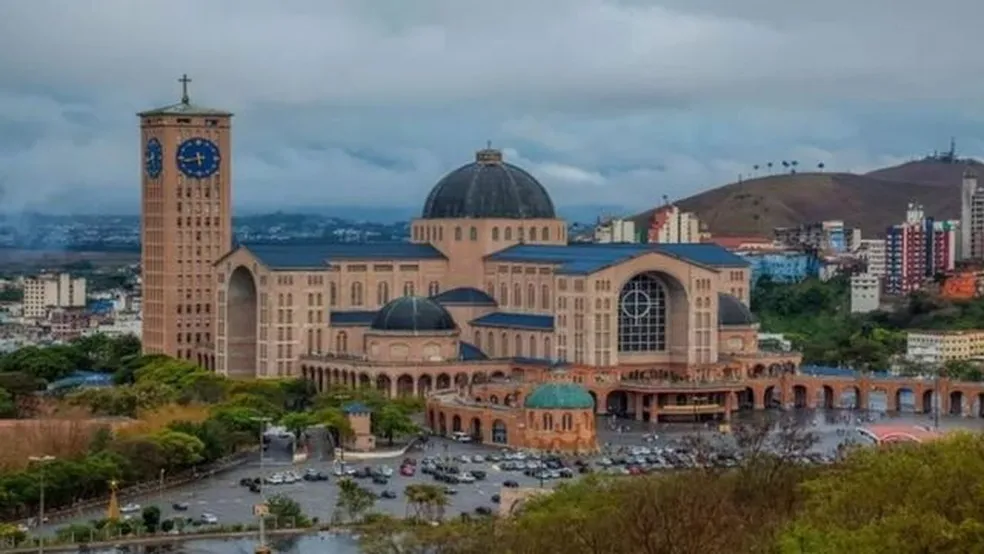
(1, 0, 984, 216)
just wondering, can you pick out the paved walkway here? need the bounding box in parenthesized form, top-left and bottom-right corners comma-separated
(3, 527, 320, 554)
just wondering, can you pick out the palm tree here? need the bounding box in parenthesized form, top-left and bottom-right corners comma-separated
(791, 160, 799, 170)
(404, 483, 447, 522)
(818, 162, 825, 172)
(781, 160, 789, 169)
(767, 162, 774, 173)
(753, 164, 760, 175)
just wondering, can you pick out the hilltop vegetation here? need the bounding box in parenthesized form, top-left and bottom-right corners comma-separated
(753, 277, 984, 376)
(360, 426, 984, 554)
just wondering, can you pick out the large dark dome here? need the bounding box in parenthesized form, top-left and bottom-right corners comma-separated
(370, 296, 457, 333)
(421, 148, 556, 219)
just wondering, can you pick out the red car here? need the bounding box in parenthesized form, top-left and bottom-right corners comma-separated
(400, 465, 416, 477)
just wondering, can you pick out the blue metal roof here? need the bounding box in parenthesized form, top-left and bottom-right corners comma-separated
(329, 310, 377, 326)
(459, 342, 488, 361)
(470, 312, 554, 330)
(431, 287, 497, 306)
(342, 402, 372, 414)
(238, 242, 446, 270)
(486, 243, 747, 275)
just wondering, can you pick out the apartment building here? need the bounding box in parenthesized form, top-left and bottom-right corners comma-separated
(905, 329, 984, 366)
(23, 273, 86, 319)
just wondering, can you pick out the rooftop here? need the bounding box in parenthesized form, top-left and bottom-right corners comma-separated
(227, 242, 446, 270)
(470, 312, 555, 331)
(486, 243, 747, 275)
(138, 74, 233, 117)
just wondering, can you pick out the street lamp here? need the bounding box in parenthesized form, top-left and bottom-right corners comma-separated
(250, 416, 272, 554)
(28, 455, 55, 554)
(158, 469, 166, 504)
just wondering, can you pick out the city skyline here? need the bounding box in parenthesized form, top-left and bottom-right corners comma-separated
(2, 1, 984, 215)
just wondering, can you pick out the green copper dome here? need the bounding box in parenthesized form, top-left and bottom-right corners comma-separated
(523, 382, 595, 410)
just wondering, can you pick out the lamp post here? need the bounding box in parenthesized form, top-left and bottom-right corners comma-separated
(158, 469, 165, 504)
(28, 455, 55, 554)
(250, 416, 272, 554)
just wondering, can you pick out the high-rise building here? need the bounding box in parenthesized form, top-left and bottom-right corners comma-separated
(774, 220, 857, 253)
(647, 205, 702, 243)
(594, 217, 638, 243)
(22, 273, 86, 319)
(138, 75, 233, 359)
(855, 239, 887, 277)
(884, 203, 956, 295)
(960, 168, 984, 260)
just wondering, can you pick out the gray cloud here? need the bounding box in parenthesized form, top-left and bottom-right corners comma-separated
(0, 0, 981, 214)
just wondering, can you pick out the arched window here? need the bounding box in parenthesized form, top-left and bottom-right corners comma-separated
(527, 283, 535, 307)
(542, 413, 553, 430)
(488, 332, 495, 356)
(377, 282, 389, 305)
(499, 283, 508, 305)
(530, 227, 537, 241)
(505, 227, 513, 241)
(544, 337, 552, 359)
(454, 226, 462, 240)
(336, 331, 348, 353)
(329, 283, 337, 306)
(469, 226, 478, 240)
(316, 329, 323, 352)
(541, 284, 550, 309)
(562, 413, 573, 430)
(428, 281, 440, 296)
(474, 331, 482, 349)
(514, 334, 523, 357)
(518, 227, 525, 241)
(307, 329, 313, 354)
(492, 227, 500, 241)
(529, 336, 537, 358)
(618, 273, 668, 352)
(501, 332, 508, 356)
(542, 226, 550, 240)
(513, 283, 522, 306)
(486, 282, 495, 298)
(350, 282, 363, 306)
(404, 282, 415, 296)
(286, 293, 293, 305)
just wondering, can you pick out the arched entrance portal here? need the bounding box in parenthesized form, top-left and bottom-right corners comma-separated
(470, 418, 482, 441)
(606, 391, 629, 415)
(792, 385, 808, 409)
(492, 419, 508, 444)
(737, 388, 754, 410)
(227, 266, 258, 378)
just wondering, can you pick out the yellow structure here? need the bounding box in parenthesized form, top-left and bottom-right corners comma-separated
(106, 480, 120, 521)
(906, 329, 984, 365)
(138, 78, 809, 452)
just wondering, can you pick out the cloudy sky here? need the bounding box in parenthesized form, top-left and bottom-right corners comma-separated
(1, 0, 983, 216)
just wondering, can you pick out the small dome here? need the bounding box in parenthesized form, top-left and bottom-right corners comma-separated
(370, 296, 457, 332)
(421, 148, 556, 220)
(524, 382, 595, 410)
(718, 293, 756, 326)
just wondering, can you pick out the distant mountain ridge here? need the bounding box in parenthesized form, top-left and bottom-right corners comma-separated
(631, 158, 982, 238)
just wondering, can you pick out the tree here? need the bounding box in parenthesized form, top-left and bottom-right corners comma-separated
(151, 430, 205, 470)
(373, 404, 418, 446)
(265, 493, 310, 527)
(334, 478, 376, 523)
(141, 505, 161, 532)
(279, 412, 318, 441)
(0, 388, 14, 418)
(780, 433, 984, 553)
(404, 483, 449, 522)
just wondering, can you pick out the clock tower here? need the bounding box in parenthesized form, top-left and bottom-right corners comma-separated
(138, 75, 233, 365)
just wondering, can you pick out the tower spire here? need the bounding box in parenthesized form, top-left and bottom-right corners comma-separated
(178, 74, 192, 104)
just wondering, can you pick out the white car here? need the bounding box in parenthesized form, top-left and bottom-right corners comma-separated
(120, 503, 141, 514)
(200, 513, 219, 525)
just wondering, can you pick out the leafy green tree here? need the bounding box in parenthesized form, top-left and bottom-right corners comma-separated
(279, 412, 318, 440)
(0, 388, 14, 418)
(373, 404, 418, 446)
(333, 478, 376, 523)
(141, 505, 161, 532)
(779, 433, 984, 553)
(151, 430, 205, 470)
(265, 493, 310, 527)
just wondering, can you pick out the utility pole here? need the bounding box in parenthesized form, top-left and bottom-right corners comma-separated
(934, 369, 941, 431)
(251, 416, 272, 554)
(29, 455, 55, 554)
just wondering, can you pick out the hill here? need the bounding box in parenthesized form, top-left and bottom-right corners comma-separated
(632, 159, 979, 238)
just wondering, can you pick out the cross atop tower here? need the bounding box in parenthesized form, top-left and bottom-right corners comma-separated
(178, 74, 192, 104)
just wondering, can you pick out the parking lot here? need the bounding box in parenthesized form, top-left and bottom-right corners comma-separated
(39, 408, 979, 536)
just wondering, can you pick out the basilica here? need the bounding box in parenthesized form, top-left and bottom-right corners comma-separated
(204, 146, 798, 451)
